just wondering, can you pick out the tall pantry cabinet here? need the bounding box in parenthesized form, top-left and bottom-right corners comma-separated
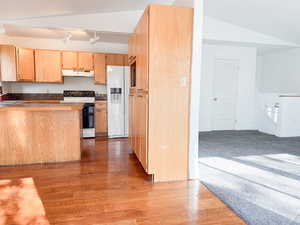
(128, 5, 193, 182)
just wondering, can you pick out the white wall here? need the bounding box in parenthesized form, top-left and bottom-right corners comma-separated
(199, 44, 257, 131)
(255, 48, 300, 135)
(259, 48, 300, 94)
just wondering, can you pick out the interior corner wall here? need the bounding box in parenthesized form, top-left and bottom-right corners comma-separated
(255, 48, 300, 135)
(259, 48, 300, 94)
(199, 44, 257, 131)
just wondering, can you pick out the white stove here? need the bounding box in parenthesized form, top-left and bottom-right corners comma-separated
(63, 97, 95, 103)
(63, 91, 96, 138)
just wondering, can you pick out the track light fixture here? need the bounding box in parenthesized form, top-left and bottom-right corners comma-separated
(89, 31, 100, 44)
(63, 32, 72, 43)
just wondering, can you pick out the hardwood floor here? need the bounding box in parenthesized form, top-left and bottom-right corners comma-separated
(0, 138, 246, 225)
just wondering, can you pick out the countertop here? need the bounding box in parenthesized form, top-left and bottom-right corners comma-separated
(1, 93, 107, 101)
(0, 101, 83, 111)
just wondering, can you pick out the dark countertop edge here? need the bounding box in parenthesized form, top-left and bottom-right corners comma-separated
(0, 103, 84, 111)
(1, 93, 107, 101)
(279, 95, 300, 98)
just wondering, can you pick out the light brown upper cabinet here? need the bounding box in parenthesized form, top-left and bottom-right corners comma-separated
(62, 51, 94, 70)
(0, 45, 17, 82)
(94, 53, 106, 84)
(16, 47, 35, 82)
(78, 52, 94, 70)
(106, 53, 128, 66)
(35, 50, 62, 83)
(62, 51, 78, 70)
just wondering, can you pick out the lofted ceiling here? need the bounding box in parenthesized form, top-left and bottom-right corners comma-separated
(205, 0, 300, 44)
(0, 0, 173, 20)
(2, 0, 300, 47)
(174, 0, 300, 45)
(4, 24, 130, 44)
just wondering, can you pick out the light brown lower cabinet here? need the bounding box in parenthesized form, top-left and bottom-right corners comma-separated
(95, 101, 107, 135)
(129, 91, 148, 172)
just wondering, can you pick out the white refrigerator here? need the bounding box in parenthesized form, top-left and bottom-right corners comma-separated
(107, 65, 130, 138)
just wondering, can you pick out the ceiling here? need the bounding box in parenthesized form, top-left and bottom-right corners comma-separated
(2, 0, 300, 47)
(0, 0, 173, 20)
(205, 0, 300, 44)
(4, 24, 130, 44)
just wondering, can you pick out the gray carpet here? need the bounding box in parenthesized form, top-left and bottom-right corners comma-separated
(199, 130, 300, 225)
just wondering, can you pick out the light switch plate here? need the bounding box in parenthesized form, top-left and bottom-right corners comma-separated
(180, 76, 188, 87)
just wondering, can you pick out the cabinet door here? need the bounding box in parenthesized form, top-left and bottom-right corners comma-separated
(138, 93, 148, 170)
(95, 101, 108, 134)
(16, 48, 35, 82)
(94, 53, 106, 84)
(106, 54, 124, 66)
(62, 51, 77, 69)
(136, 9, 149, 91)
(35, 50, 62, 83)
(0, 45, 17, 82)
(129, 92, 136, 149)
(135, 95, 141, 160)
(78, 52, 94, 70)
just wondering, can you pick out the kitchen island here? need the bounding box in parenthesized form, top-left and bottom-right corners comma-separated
(0, 102, 83, 166)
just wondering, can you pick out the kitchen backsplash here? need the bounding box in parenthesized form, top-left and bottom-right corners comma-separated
(3, 77, 107, 95)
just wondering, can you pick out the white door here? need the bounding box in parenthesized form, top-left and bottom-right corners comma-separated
(212, 59, 239, 130)
(107, 66, 125, 137)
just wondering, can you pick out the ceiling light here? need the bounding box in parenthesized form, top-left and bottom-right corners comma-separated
(63, 33, 72, 43)
(89, 32, 100, 44)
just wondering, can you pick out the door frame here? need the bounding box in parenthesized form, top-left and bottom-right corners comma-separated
(188, 0, 204, 180)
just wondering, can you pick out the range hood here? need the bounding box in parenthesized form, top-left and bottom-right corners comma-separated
(62, 69, 94, 77)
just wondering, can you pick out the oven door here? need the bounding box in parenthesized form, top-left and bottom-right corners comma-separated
(82, 103, 95, 129)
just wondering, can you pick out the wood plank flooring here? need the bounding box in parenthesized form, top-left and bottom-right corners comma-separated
(0, 138, 246, 225)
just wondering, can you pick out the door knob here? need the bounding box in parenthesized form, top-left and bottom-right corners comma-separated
(213, 97, 218, 101)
